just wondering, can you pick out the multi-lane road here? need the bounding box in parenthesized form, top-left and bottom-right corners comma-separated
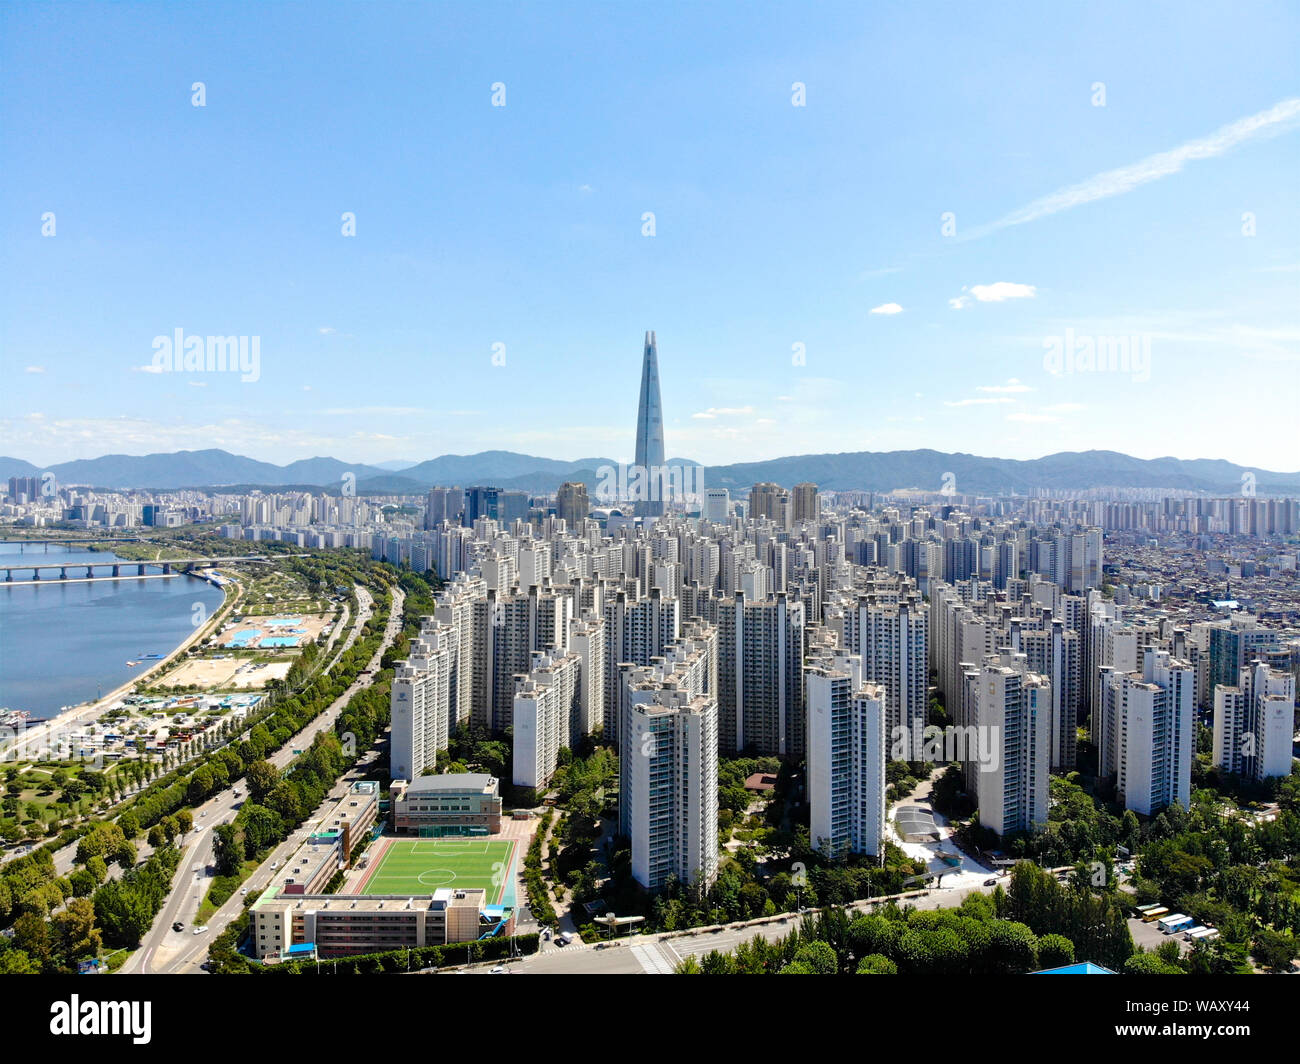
(460, 883, 992, 975)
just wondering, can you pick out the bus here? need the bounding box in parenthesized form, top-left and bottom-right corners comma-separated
(1141, 906, 1170, 923)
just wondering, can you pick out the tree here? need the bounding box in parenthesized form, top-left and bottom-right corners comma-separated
(984, 921, 1039, 974)
(246, 760, 281, 803)
(1124, 951, 1184, 975)
(211, 823, 245, 877)
(1251, 929, 1299, 973)
(12, 911, 52, 969)
(856, 953, 898, 974)
(1037, 934, 1076, 969)
(792, 941, 838, 975)
(68, 868, 97, 897)
(51, 898, 103, 969)
(0, 944, 39, 974)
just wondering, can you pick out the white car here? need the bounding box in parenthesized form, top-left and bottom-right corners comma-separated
(490, 965, 506, 974)
(192, 926, 209, 935)
(240, 887, 249, 895)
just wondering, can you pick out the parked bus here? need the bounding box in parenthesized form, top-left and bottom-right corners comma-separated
(1141, 906, 1170, 923)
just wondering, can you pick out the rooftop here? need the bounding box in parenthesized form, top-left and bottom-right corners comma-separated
(406, 772, 498, 794)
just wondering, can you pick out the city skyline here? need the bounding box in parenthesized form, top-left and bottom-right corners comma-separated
(3, 4, 1298, 470)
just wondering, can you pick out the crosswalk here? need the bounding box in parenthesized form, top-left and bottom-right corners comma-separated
(630, 942, 675, 975)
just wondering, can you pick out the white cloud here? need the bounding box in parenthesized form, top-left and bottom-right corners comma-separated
(977, 378, 1032, 394)
(24, 366, 45, 374)
(132, 364, 166, 374)
(870, 302, 904, 315)
(951, 282, 1037, 309)
(321, 406, 426, 416)
(318, 326, 337, 335)
(692, 406, 755, 419)
(944, 397, 1015, 407)
(962, 97, 1300, 240)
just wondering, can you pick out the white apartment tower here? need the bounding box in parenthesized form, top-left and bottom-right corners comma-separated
(1213, 661, 1296, 782)
(389, 624, 456, 780)
(512, 651, 581, 790)
(967, 653, 1051, 837)
(1115, 648, 1194, 816)
(623, 688, 719, 892)
(805, 650, 887, 858)
(828, 592, 928, 759)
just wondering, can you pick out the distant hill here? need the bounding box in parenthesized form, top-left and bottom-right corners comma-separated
(0, 457, 41, 479)
(4, 447, 1297, 495)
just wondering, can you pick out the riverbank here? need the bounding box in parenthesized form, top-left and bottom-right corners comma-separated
(0, 573, 237, 759)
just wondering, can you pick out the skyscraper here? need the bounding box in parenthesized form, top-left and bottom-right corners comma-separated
(634, 330, 665, 518)
(792, 482, 820, 523)
(556, 481, 589, 529)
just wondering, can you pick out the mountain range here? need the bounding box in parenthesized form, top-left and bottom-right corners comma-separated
(3, 448, 1299, 495)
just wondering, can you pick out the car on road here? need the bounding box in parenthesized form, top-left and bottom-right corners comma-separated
(489, 965, 506, 973)
(984, 878, 998, 886)
(200, 811, 206, 817)
(240, 887, 249, 895)
(556, 934, 571, 946)
(271, 861, 279, 869)
(192, 926, 209, 935)
(172, 921, 185, 932)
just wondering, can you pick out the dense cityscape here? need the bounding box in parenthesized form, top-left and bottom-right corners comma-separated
(3, 331, 1298, 989)
(3, 0, 1297, 1046)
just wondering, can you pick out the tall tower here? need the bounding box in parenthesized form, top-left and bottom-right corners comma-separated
(634, 330, 665, 518)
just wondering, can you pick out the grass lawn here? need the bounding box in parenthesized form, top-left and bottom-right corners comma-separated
(361, 838, 516, 904)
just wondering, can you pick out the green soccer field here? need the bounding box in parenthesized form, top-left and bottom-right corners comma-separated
(360, 838, 516, 902)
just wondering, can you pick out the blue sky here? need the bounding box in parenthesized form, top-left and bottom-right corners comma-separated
(3, 1, 1298, 470)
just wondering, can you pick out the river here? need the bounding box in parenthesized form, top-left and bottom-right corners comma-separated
(0, 542, 225, 721)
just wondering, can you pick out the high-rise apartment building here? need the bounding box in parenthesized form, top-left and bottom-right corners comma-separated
(390, 624, 456, 780)
(623, 688, 719, 892)
(716, 591, 806, 757)
(556, 481, 590, 529)
(1213, 661, 1296, 781)
(827, 591, 928, 759)
(805, 650, 887, 858)
(966, 653, 1051, 836)
(1113, 648, 1194, 816)
(512, 651, 581, 790)
(792, 482, 820, 523)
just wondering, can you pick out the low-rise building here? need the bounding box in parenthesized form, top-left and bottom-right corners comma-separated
(390, 773, 503, 835)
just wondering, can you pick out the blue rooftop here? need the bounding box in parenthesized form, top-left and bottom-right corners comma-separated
(1033, 962, 1115, 975)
